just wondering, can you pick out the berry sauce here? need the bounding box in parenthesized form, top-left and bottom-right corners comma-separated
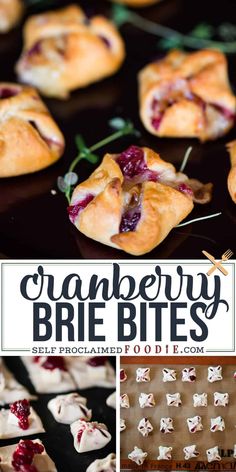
(178, 183, 193, 197)
(12, 440, 44, 472)
(116, 146, 158, 182)
(10, 400, 30, 430)
(119, 207, 141, 233)
(68, 194, 94, 223)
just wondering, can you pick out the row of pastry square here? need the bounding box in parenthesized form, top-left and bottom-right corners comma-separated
(120, 366, 236, 383)
(120, 391, 231, 408)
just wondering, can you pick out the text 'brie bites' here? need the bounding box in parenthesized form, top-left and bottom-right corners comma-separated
(0, 359, 35, 405)
(120, 394, 130, 408)
(139, 49, 236, 142)
(214, 392, 229, 407)
(162, 368, 177, 382)
(208, 366, 223, 383)
(183, 445, 200, 460)
(0, 399, 45, 439)
(48, 393, 92, 424)
(206, 446, 221, 463)
(187, 415, 203, 433)
(160, 417, 174, 434)
(193, 393, 208, 407)
(139, 392, 155, 408)
(16, 5, 125, 99)
(210, 416, 225, 432)
(69, 145, 212, 256)
(0, 439, 57, 472)
(226, 141, 236, 203)
(120, 418, 126, 432)
(137, 417, 153, 437)
(166, 392, 182, 407)
(128, 446, 148, 465)
(136, 367, 150, 382)
(0, 83, 64, 177)
(157, 446, 172, 460)
(0, 0, 24, 33)
(71, 419, 111, 453)
(182, 367, 196, 382)
(86, 453, 116, 472)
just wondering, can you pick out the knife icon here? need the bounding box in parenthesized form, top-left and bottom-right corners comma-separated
(202, 250, 228, 276)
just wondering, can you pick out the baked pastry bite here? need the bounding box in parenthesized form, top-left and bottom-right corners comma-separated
(162, 368, 177, 382)
(160, 417, 174, 434)
(120, 418, 126, 432)
(120, 368, 127, 382)
(16, 5, 125, 98)
(136, 367, 150, 382)
(166, 392, 182, 407)
(69, 145, 212, 256)
(214, 392, 229, 407)
(71, 419, 111, 453)
(139, 49, 236, 142)
(137, 417, 153, 436)
(208, 365, 223, 383)
(0, 399, 45, 439)
(86, 453, 116, 472)
(193, 393, 208, 407)
(226, 141, 236, 203)
(206, 446, 221, 463)
(210, 416, 225, 432)
(139, 392, 155, 408)
(120, 393, 130, 408)
(48, 393, 92, 424)
(187, 415, 203, 433)
(106, 391, 116, 409)
(182, 367, 196, 382)
(0, 83, 64, 177)
(0, 0, 24, 33)
(0, 439, 57, 471)
(183, 444, 199, 460)
(128, 446, 147, 465)
(157, 446, 172, 460)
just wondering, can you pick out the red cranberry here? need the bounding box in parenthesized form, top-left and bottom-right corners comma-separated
(68, 194, 94, 223)
(178, 183, 193, 197)
(120, 369, 126, 381)
(0, 87, 19, 99)
(41, 356, 67, 371)
(27, 41, 42, 57)
(119, 208, 141, 233)
(116, 146, 158, 182)
(77, 429, 84, 443)
(33, 357, 40, 363)
(10, 400, 30, 430)
(12, 440, 44, 472)
(87, 357, 107, 367)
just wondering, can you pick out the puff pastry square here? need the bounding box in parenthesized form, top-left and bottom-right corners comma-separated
(0, 400, 45, 439)
(16, 5, 125, 98)
(69, 145, 212, 256)
(0, 83, 64, 177)
(139, 49, 236, 141)
(0, 0, 23, 33)
(0, 439, 57, 471)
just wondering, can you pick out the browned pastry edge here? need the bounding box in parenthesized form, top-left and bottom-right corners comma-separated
(226, 141, 236, 203)
(0, 0, 24, 33)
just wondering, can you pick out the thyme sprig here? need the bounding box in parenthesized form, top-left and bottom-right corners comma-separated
(57, 118, 140, 203)
(112, 4, 236, 54)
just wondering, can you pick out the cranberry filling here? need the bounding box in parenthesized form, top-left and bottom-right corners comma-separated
(10, 400, 30, 431)
(120, 369, 126, 381)
(99, 35, 111, 49)
(87, 356, 107, 367)
(0, 87, 20, 99)
(116, 146, 158, 182)
(211, 103, 236, 121)
(178, 183, 193, 197)
(12, 440, 44, 472)
(68, 194, 94, 223)
(41, 356, 67, 371)
(26, 41, 42, 58)
(119, 206, 141, 233)
(77, 429, 84, 443)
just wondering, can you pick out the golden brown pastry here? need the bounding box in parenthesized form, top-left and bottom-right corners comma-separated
(110, 0, 160, 6)
(68, 145, 212, 255)
(139, 49, 236, 142)
(0, 83, 65, 177)
(226, 141, 236, 203)
(0, 0, 24, 33)
(16, 4, 125, 98)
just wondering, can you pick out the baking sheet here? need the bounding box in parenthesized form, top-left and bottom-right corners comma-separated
(120, 357, 236, 470)
(0, 357, 116, 472)
(0, 0, 236, 258)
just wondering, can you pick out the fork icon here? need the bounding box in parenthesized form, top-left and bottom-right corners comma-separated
(207, 249, 234, 276)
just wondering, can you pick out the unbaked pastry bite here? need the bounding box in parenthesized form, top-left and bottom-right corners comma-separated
(139, 49, 236, 142)
(157, 446, 172, 460)
(182, 367, 196, 382)
(183, 444, 200, 460)
(120, 393, 130, 408)
(139, 392, 155, 408)
(70, 419, 111, 453)
(0, 439, 57, 471)
(0, 359, 35, 405)
(137, 417, 153, 436)
(69, 145, 212, 256)
(128, 446, 147, 465)
(16, 5, 125, 98)
(48, 393, 92, 424)
(106, 391, 116, 409)
(0, 0, 24, 33)
(214, 392, 229, 407)
(136, 367, 150, 382)
(120, 418, 126, 432)
(166, 392, 182, 407)
(160, 417, 174, 434)
(226, 141, 236, 203)
(206, 446, 221, 463)
(66, 356, 116, 389)
(86, 453, 116, 472)
(208, 366, 223, 383)
(193, 393, 208, 407)
(0, 399, 45, 439)
(22, 356, 76, 394)
(210, 416, 225, 432)
(0, 83, 64, 177)
(187, 415, 203, 433)
(120, 369, 127, 382)
(162, 368, 177, 382)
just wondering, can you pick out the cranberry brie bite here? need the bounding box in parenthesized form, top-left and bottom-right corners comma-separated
(48, 393, 92, 424)
(71, 419, 111, 453)
(0, 0, 24, 33)
(226, 141, 236, 203)
(16, 5, 125, 98)
(0, 399, 45, 439)
(86, 453, 116, 472)
(0, 439, 57, 471)
(22, 356, 76, 394)
(139, 50, 236, 141)
(0, 83, 64, 177)
(69, 145, 212, 256)
(128, 446, 148, 465)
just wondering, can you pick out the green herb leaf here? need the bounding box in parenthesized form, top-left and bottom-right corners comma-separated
(111, 4, 131, 27)
(158, 36, 183, 50)
(190, 23, 215, 40)
(75, 135, 87, 153)
(109, 117, 127, 130)
(218, 22, 236, 41)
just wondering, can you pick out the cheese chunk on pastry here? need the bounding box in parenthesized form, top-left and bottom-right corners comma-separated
(16, 5, 125, 98)
(0, 83, 64, 177)
(69, 145, 212, 255)
(0, 0, 23, 33)
(139, 49, 236, 141)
